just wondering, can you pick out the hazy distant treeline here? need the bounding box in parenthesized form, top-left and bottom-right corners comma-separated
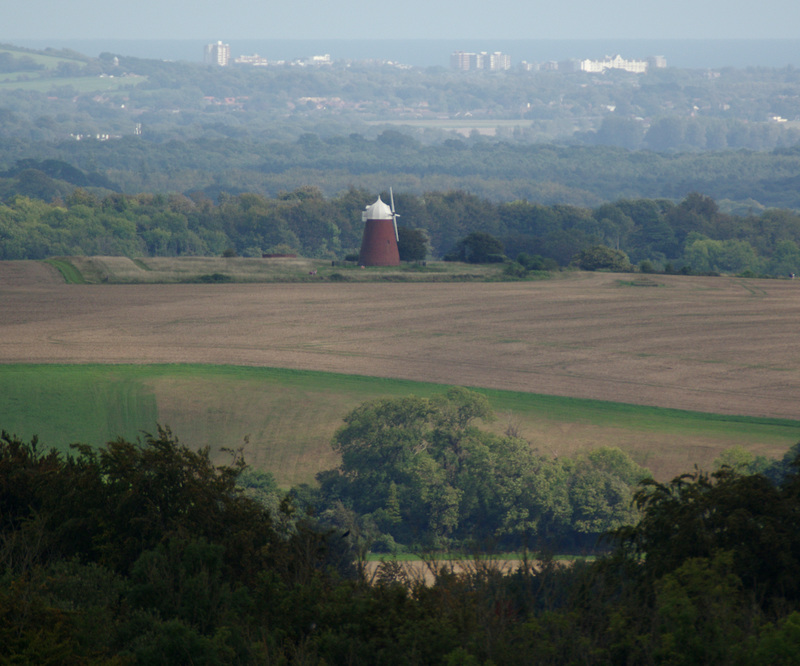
(4, 133, 800, 210)
(3, 44, 800, 211)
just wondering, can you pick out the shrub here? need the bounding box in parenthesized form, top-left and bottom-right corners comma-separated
(573, 245, 631, 272)
(197, 273, 232, 283)
(639, 260, 656, 273)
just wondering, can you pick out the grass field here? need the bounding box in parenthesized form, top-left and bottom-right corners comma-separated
(44, 259, 87, 284)
(0, 46, 87, 71)
(366, 118, 538, 137)
(2, 259, 799, 484)
(0, 48, 145, 92)
(52, 256, 507, 284)
(1, 363, 797, 486)
(0, 74, 146, 93)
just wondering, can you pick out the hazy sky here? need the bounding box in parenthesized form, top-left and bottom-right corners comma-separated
(4, 0, 799, 41)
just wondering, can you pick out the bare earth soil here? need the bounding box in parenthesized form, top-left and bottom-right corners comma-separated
(2, 261, 800, 419)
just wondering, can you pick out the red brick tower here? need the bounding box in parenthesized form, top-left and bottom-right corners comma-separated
(358, 195, 400, 266)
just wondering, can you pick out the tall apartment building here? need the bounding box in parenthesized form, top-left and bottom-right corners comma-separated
(450, 51, 472, 70)
(204, 41, 231, 66)
(487, 52, 511, 71)
(450, 51, 511, 71)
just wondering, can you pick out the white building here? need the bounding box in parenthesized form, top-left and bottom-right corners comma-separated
(487, 52, 511, 71)
(235, 54, 270, 66)
(582, 54, 649, 73)
(204, 41, 231, 67)
(578, 55, 648, 74)
(450, 51, 511, 71)
(450, 51, 472, 70)
(305, 54, 332, 66)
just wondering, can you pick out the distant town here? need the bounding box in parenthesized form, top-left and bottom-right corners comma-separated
(451, 51, 666, 73)
(204, 40, 335, 68)
(204, 40, 666, 73)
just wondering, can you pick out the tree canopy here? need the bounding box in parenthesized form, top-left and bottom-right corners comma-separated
(444, 231, 506, 263)
(3, 421, 800, 663)
(313, 389, 649, 551)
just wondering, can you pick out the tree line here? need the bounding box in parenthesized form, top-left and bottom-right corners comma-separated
(3, 396, 800, 663)
(2, 181, 800, 275)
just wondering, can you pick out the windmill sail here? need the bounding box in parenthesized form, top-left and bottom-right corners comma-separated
(390, 187, 400, 242)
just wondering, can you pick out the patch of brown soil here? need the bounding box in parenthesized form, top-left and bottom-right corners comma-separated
(0, 260, 62, 287)
(363, 558, 531, 586)
(2, 268, 799, 419)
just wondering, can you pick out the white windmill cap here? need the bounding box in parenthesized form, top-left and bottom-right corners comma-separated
(362, 197, 393, 221)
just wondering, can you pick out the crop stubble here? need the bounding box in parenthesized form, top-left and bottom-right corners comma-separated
(1, 261, 799, 420)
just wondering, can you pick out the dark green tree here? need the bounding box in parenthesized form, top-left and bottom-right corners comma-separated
(609, 465, 800, 605)
(444, 231, 505, 263)
(319, 390, 646, 550)
(397, 226, 429, 261)
(573, 245, 631, 271)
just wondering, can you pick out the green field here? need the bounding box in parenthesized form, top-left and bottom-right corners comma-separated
(366, 118, 537, 133)
(52, 255, 511, 284)
(0, 74, 145, 93)
(0, 47, 145, 92)
(0, 46, 87, 70)
(1, 364, 797, 486)
(44, 258, 87, 284)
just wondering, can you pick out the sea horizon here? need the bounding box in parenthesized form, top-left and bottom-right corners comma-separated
(9, 38, 800, 70)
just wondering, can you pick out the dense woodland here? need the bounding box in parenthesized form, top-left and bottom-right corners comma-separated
(3, 180, 800, 276)
(2, 392, 800, 664)
(6, 132, 800, 210)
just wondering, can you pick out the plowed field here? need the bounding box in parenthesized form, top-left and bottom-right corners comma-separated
(2, 261, 799, 420)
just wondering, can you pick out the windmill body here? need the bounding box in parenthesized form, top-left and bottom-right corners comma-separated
(358, 195, 400, 266)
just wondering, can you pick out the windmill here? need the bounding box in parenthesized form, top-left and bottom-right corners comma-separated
(389, 187, 399, 243)
(358, 190, 401, 267)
